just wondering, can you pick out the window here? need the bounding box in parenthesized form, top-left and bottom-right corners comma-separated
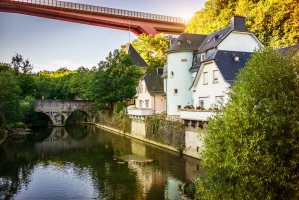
(170, 71, 174, 77)
(177, 105, 181, 110)
(201, 53, 205, 61)
(181, 58, 187, 62)
(139, 100, 143, 108)
(213, 70, 219, 83)
(215, 96, 224, 103)
(199, 99, 204, 108)
(233, 56, 240, 61)
(145, 100, 149, 108)
(157, 68, 163, 75)
(203, 72, 208, 85)
(174, 89, 178, 95)
(187, 40, 191, 44)
(139, 83, 143, 93)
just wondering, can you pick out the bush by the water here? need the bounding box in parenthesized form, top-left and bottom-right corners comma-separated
(196, 48, 299, 199)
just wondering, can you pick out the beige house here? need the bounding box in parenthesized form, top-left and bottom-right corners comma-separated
(128, 69, 165, 119)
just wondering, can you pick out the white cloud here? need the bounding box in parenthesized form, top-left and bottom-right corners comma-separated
(32, 59, 96, 72)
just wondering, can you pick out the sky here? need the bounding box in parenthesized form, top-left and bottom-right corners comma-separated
(0, 0, 205, 72)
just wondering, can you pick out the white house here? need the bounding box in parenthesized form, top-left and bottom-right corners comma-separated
(128, 69, 165, 119)
(190, 16, 263, 111)
(164, 33, 207, 117)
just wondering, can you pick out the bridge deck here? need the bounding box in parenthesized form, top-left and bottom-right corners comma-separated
(3, 0, 186, 24)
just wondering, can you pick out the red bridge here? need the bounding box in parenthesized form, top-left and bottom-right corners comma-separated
(0, 0, 186, 36)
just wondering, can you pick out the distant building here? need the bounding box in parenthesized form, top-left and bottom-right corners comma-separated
(128, 69, 165, 120)
(124, 44, 148, 68)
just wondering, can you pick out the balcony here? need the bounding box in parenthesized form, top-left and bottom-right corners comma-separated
(127, 107, 153, 116)
(180, 109, 214, 122)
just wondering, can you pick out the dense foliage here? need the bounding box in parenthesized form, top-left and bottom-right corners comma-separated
(0, 49, 141, 128)
(185, 0, 299, 48)
(196, 48, 299, 199)
(90, 49, 142, 112)
(132, 33, 169, 71)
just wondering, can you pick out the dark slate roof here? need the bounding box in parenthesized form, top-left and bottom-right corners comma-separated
(279, 44, 299, 55)
(197, 16, 250, 53)
(167, 33, 207, 53)
(127, 44, 148, 67)
(143, 70, 164, 95)
(213, 50, 252, 84)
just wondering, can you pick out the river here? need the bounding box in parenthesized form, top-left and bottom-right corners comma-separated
(0, 125, 201, 200)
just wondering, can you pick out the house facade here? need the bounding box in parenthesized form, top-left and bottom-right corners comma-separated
(164, 33, 207, 116)
(190, 16, 263, 110)
(164, 16, 263, 121)
(128, 70, 165, 119)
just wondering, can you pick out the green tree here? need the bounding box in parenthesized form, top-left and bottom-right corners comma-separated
(185, 0, 299, 48)
(0, 71, 20, 126)
(132, 33, 169, 70)
(11, 53, 33, 74)
(90, 49, 142, 112)
(196, 48, 299, 199)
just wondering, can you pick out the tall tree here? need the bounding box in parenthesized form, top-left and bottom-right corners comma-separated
(11, 53, 33, 74)
(185, 0, 299, 48)
(196, 48, 299, 199)
(90, 49, 142, 112)
(0, 71, 20, 126)
(132, 33, 169, 70)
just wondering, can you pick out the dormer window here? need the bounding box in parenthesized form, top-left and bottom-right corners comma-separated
(187, 40, 191, 44)
(234, 56, 240, 61)
(176, 40, 182, 45)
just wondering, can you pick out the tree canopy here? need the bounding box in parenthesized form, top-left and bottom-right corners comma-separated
(90, 49, 142, 111)
(132, 33, 169, 71)
(185, 0, 299, 48)
(196, 48, 299, 199)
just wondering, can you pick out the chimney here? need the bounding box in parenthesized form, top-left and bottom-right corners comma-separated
(231, 16, 246, 32)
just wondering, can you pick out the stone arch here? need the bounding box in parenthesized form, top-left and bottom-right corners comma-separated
(65, 109, 91, 125)
(34, 112, 54, 126)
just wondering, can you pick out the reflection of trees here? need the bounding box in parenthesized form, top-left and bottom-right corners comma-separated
(0, 125, 202, 199)
(0, 141, 37, 199)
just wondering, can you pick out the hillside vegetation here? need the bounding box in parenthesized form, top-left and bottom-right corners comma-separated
(185, 0, 299, 48)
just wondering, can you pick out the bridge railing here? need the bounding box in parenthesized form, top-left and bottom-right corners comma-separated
(5, 0, 186, 23)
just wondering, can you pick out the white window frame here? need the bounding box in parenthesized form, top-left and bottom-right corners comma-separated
(213, 70, 219, 83)
(203, 72, 208, 85)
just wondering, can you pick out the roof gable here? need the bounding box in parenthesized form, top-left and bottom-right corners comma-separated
(127, 44, 148, 67)
(191, 50, 252, 89)
(167, 33, 207, 53)
(143, 70, 164, 95)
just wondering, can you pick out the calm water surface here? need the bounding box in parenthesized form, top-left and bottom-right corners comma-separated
(0, 125, 201, 200)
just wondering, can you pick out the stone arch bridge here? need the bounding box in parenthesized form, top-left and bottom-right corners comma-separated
(34, 100, 94, 126)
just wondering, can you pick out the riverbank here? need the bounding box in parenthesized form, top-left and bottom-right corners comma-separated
(94, 123, 201, 159)
(0, 129, 8, 145)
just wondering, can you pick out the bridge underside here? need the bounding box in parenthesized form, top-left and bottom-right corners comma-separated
(0, 1, 185, 36)
(39, 110, 91, 127)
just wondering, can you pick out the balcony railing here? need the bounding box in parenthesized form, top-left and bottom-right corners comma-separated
(127, 107, 153, 116)
(5, 0, 186, 23)
(180, 109, 215, 121)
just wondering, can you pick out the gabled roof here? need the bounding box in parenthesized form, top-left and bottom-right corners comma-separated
(197, 27, 232, 53)
(279, 44, 299, 55)
(167, 33, 207, 53)
(191, 50, 252, 88)
(197, 16, 251, 53)
(126, 44, 148, 67)
(143, 70, 164, 95)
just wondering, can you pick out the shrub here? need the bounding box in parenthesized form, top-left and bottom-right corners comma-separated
(196, 48, 299, 199)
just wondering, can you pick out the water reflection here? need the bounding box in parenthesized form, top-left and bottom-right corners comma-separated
(0, 125, 201, 199)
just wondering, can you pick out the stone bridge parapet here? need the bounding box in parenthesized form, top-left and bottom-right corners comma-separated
(34, 100, 94, 126)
